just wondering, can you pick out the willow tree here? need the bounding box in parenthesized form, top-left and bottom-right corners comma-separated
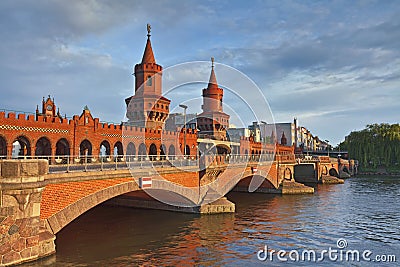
(339, 123, 400, 168)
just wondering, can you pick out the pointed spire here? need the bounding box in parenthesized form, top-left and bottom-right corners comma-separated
(281, 131, 287, 146)
(207, 57, 218, 89)
(141, 24, 156, 64)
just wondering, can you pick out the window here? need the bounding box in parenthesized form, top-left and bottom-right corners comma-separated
(146, 75, 152, 86)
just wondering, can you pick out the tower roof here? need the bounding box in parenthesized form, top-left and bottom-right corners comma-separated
(141, 24, 156, 64)
(207, 57, 218, 90)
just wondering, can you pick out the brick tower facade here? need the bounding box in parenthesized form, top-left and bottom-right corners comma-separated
(197, 58, 230, 141)
(125, 24, 170, 130)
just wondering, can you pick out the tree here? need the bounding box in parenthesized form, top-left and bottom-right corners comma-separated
(340, 123, 400, 169)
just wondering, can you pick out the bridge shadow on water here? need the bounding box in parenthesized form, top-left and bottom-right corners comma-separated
(21, 184, 363, 266)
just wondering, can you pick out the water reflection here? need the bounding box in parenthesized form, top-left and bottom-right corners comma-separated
(26, 176, 400, 266)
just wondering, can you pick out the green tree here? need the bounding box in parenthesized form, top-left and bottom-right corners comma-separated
(340, 123, 400, 170)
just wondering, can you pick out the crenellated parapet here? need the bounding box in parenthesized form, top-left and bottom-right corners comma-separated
(0, 104, 198, 160)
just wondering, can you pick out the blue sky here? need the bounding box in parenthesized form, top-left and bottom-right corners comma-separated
(0, 0, 399, 145)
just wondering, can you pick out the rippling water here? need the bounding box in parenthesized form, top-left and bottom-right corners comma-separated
(29, 176, 399, 266)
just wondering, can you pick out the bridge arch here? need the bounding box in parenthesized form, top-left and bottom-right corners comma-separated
(126, 142, 136, 161)
(138, 143, 147, 160)
(168, 144, 175, 159)
(113, 141, 123, 156)
(56, 138, 70, 156)
(329, 168, 339, 177)
(149, 143, 157, 161)
(44, 180, 137, 234)
(100, 140, 111, 156)
(79, 139, 92, 156)
(13, 135, 32, 157)
(160, 144, 167, 160)
(321, 165, 328, 176)
(235, 174, 278, 191)
(185, 145, 190, 156)
(283, 167, 292, 180)
(0, 135, 7, 157)
(216, 144, 230, 155)
(35, 136, 52, 157)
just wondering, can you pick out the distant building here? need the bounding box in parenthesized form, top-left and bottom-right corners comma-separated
(227, 128, 251, 142)
(257, 119, 298, 146)
(165, 113, 197, 131)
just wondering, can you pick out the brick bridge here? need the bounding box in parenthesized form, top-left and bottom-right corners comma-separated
(0, 155, 342, 266)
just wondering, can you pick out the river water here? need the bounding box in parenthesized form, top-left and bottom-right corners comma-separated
(30, 176, 399, 266)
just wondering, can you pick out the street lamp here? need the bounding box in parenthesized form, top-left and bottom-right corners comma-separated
(325, 139, 330, 157)
(179, 104, 188, 157)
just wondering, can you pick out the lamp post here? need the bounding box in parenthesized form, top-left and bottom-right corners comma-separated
(179, 104, 188, 157)
(325, 139, 330, 157)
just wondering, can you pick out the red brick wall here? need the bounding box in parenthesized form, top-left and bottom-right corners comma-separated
(0, 110, 198, 159)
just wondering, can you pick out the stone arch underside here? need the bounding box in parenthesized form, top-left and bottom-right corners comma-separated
(207, 166, 278, 197)
(234, 173, 277, 191)
(42, 179, 138, 234)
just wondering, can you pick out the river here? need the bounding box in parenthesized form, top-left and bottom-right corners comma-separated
(27, 176, 399, 266)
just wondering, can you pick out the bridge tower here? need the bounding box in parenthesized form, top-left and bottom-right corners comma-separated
(197, 58, 230, 141)
(125, 24, 171, 130)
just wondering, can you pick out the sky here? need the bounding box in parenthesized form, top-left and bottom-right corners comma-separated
(0, 0, 399, 145)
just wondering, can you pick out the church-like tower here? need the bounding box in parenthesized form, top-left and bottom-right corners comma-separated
(197, 58, 230, 140)
(125, 24, 170, 129)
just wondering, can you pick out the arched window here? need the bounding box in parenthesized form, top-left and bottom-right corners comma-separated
(80, 140, 92, 156)
(56, 138, 70, 156)
(138, 143, 147, 161)
(100, 140, 111, 157)
(126, 142, 136, 161)
(168, 145, 175, 160)
(13, 136, 31, 158)
(149, 143, 157, 161)
(146, 75, 152, 86)
(0, 135, 7, 158)
(35, 137, 52, 157)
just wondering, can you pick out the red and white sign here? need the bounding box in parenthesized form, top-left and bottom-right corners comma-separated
(139, 177, 152, 189)
(252, 167, 258, 174)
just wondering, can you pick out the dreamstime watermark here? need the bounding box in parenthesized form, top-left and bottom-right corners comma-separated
(257, 238, 397, 263)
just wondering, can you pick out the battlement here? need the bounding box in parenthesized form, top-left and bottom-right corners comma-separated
(0, 111, 71, 125)
(135, 63, 162, 72)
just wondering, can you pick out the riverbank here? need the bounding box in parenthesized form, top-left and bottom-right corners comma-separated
(358, 172, 400, 177)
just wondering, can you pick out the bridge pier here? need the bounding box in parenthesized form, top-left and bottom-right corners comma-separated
(106, 191, 235, 214)
(0, 160, 55, 267)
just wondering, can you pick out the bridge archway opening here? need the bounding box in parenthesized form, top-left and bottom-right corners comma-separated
(80, 139, 92, 156)
(35, 137, 52, 157)
(235, 175, 277, 191)
(216, 144, 230, 155)
(0, 135, 6, 157)
(329, 168, 339, 177)
(160, 144, 166, 160)
(13, 136, 31, 157)
(283, 167, 292, 180)
(126, 142, 136, 161)
(114, 141, 123, 157)
(185, 145, 190, 156)
(321, 165, 328, 176)
(138, 143, 147, 161)
(168, 144, 175, 160)
(56, 138, 70, 156)
(100, 140, 111, 157)
(149, 143, 157, 161)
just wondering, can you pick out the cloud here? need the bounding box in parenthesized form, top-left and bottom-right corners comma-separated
(0, 0, 399, 145)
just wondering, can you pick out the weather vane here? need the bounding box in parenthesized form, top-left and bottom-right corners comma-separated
(211, 57, 215, 68)
(147, 23, 151, 37)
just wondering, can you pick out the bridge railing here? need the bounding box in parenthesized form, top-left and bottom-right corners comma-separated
(0, 154, 275, 173)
